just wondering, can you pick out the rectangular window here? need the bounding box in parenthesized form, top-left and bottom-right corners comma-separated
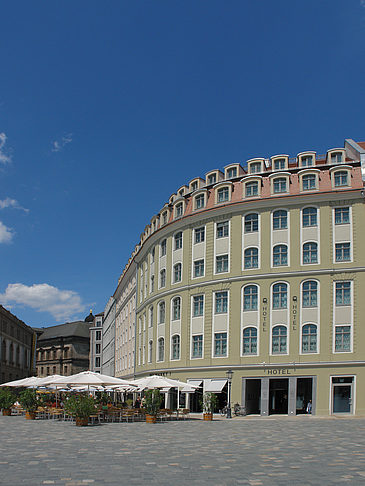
(250, 162, 261, 173)
(214, 332, 227, 357)
(194, 259, 204, 277)
(335, 282, 351, 306)
(95, 357, 100, 368)
(96, 331, 102, 341)
(215, 291, 228, 314)
(334, 171, 348, 187)
(273, 178, 287, 193)
(95, 344, 101, 354)
(227, 167, 237, 178)
(245, 181, 258, 197)
(335, 326, 351, 352)
(175, 203, 183, 218)
(216, 254, 228, 273)
(217, 187, 229, 202)
(161, 240, 167, 257)
(193, 295, 204, 317)
(302, 174, 316, 190)
(195, 194, 205, 209)
(160, 269, 166, 288)
(208, 173, 216, 185)
(273, 159, 285, 170)
(301, 155, 313, 167)
(331, 152, 343, 164)
(194, 227, 205, 244)
(335, 243, 351, 262)
(335, 207, 350, 225)
(174, 232, 182, 250)
(192, 335, 203, 358)
(216, 221, 229, 238)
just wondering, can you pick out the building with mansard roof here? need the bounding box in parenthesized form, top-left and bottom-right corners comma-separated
(114, 139, 365, 416)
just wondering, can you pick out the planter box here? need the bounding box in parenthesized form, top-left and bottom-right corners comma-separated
(146, 414, 157, 424)
(203, 413, 213, 421)
(2, 409, 11, 416)
(75, 417, 89, 427)
(25, 411, 36, 420)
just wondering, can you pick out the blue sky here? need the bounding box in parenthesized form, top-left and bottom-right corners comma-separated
(0, 0, 364, 327)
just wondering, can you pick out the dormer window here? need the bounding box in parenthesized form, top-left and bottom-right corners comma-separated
(162, 211, 168, 225)
(302, 174, 317, 191)
(273, 177, 288, 193)
(301, 155, 314, 167)
(191, 181, 198, 192)
(175, 202, 184, 218)
(250, 162, 262, 174)
(179, 189, 184, 196)
(227, 167, 237, 178)
(208, 173, 217, 185)
(273, 158, 286, 170)
(245, 181, 258, 197)
(195, 193, 205, 210)
(334, 171, 348, 187)
(217, 186, 229, 203)
(331, 152, 343, 163)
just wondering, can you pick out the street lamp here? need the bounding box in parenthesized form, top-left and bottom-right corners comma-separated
(226, 369, 233, 418)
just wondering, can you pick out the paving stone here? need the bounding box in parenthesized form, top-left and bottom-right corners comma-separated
(1, 415, 365, 485)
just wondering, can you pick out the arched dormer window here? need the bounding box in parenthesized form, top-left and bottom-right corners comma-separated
(299, 169, 320, 191)
(214, 182, 232, 204)
(241, 175, 262, 198)
(298, 152, 316, 168)
(193, 190, 207, 210)
(247, 158, 265, 174)
(330, 166, 352, 188)
(269, 172, 290, 195)
(224, 164, 242, 179)
(271, 155, 289, 171)
(327, 148, 346, 165)
(174, 200, 185, 219)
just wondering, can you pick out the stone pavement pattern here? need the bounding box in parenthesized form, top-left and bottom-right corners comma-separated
(1, 415, 365, 486)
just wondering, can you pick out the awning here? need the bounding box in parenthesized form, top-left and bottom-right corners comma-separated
(205, 379, 227, 393)
(182, 379, 203, 393)
(187, 379, 203, 387)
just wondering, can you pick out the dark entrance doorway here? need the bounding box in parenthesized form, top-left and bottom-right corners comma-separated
(296, 378, 313, 414)
(190, 385, 203, 412)
(245, 379, 261, 414)
(269, 378, 288, 414)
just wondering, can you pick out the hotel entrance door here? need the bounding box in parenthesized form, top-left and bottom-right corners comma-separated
(269, 378, 288, 415)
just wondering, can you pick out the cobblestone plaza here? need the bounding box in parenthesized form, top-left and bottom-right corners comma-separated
(1, 415, 365, 485)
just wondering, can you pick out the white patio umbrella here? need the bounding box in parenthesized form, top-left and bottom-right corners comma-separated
(43, 371, 136, 389)
(130, 375, 198, 409)
(0, 376, 43, 387)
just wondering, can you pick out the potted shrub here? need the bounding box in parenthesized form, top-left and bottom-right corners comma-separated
(202, 392, 218, 421)
(143, 389, 163, 423)
(0, 388, 16, 416)
(64, 394, 97, 426)
(19, 389, 39, 420)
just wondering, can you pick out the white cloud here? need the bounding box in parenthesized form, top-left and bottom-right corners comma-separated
(0, 283, 86, 322)
(0, 197, 29, 212)
(0, 132, 12, 164)
(0, 221, 14, 243)
(51, 133, 73, 152)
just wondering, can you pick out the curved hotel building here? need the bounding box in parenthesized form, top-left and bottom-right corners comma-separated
(115, 139, 365, 416)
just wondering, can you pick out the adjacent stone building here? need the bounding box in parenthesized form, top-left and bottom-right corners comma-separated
(0, 305, 36, 384)
(36, 311, 94, 377)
